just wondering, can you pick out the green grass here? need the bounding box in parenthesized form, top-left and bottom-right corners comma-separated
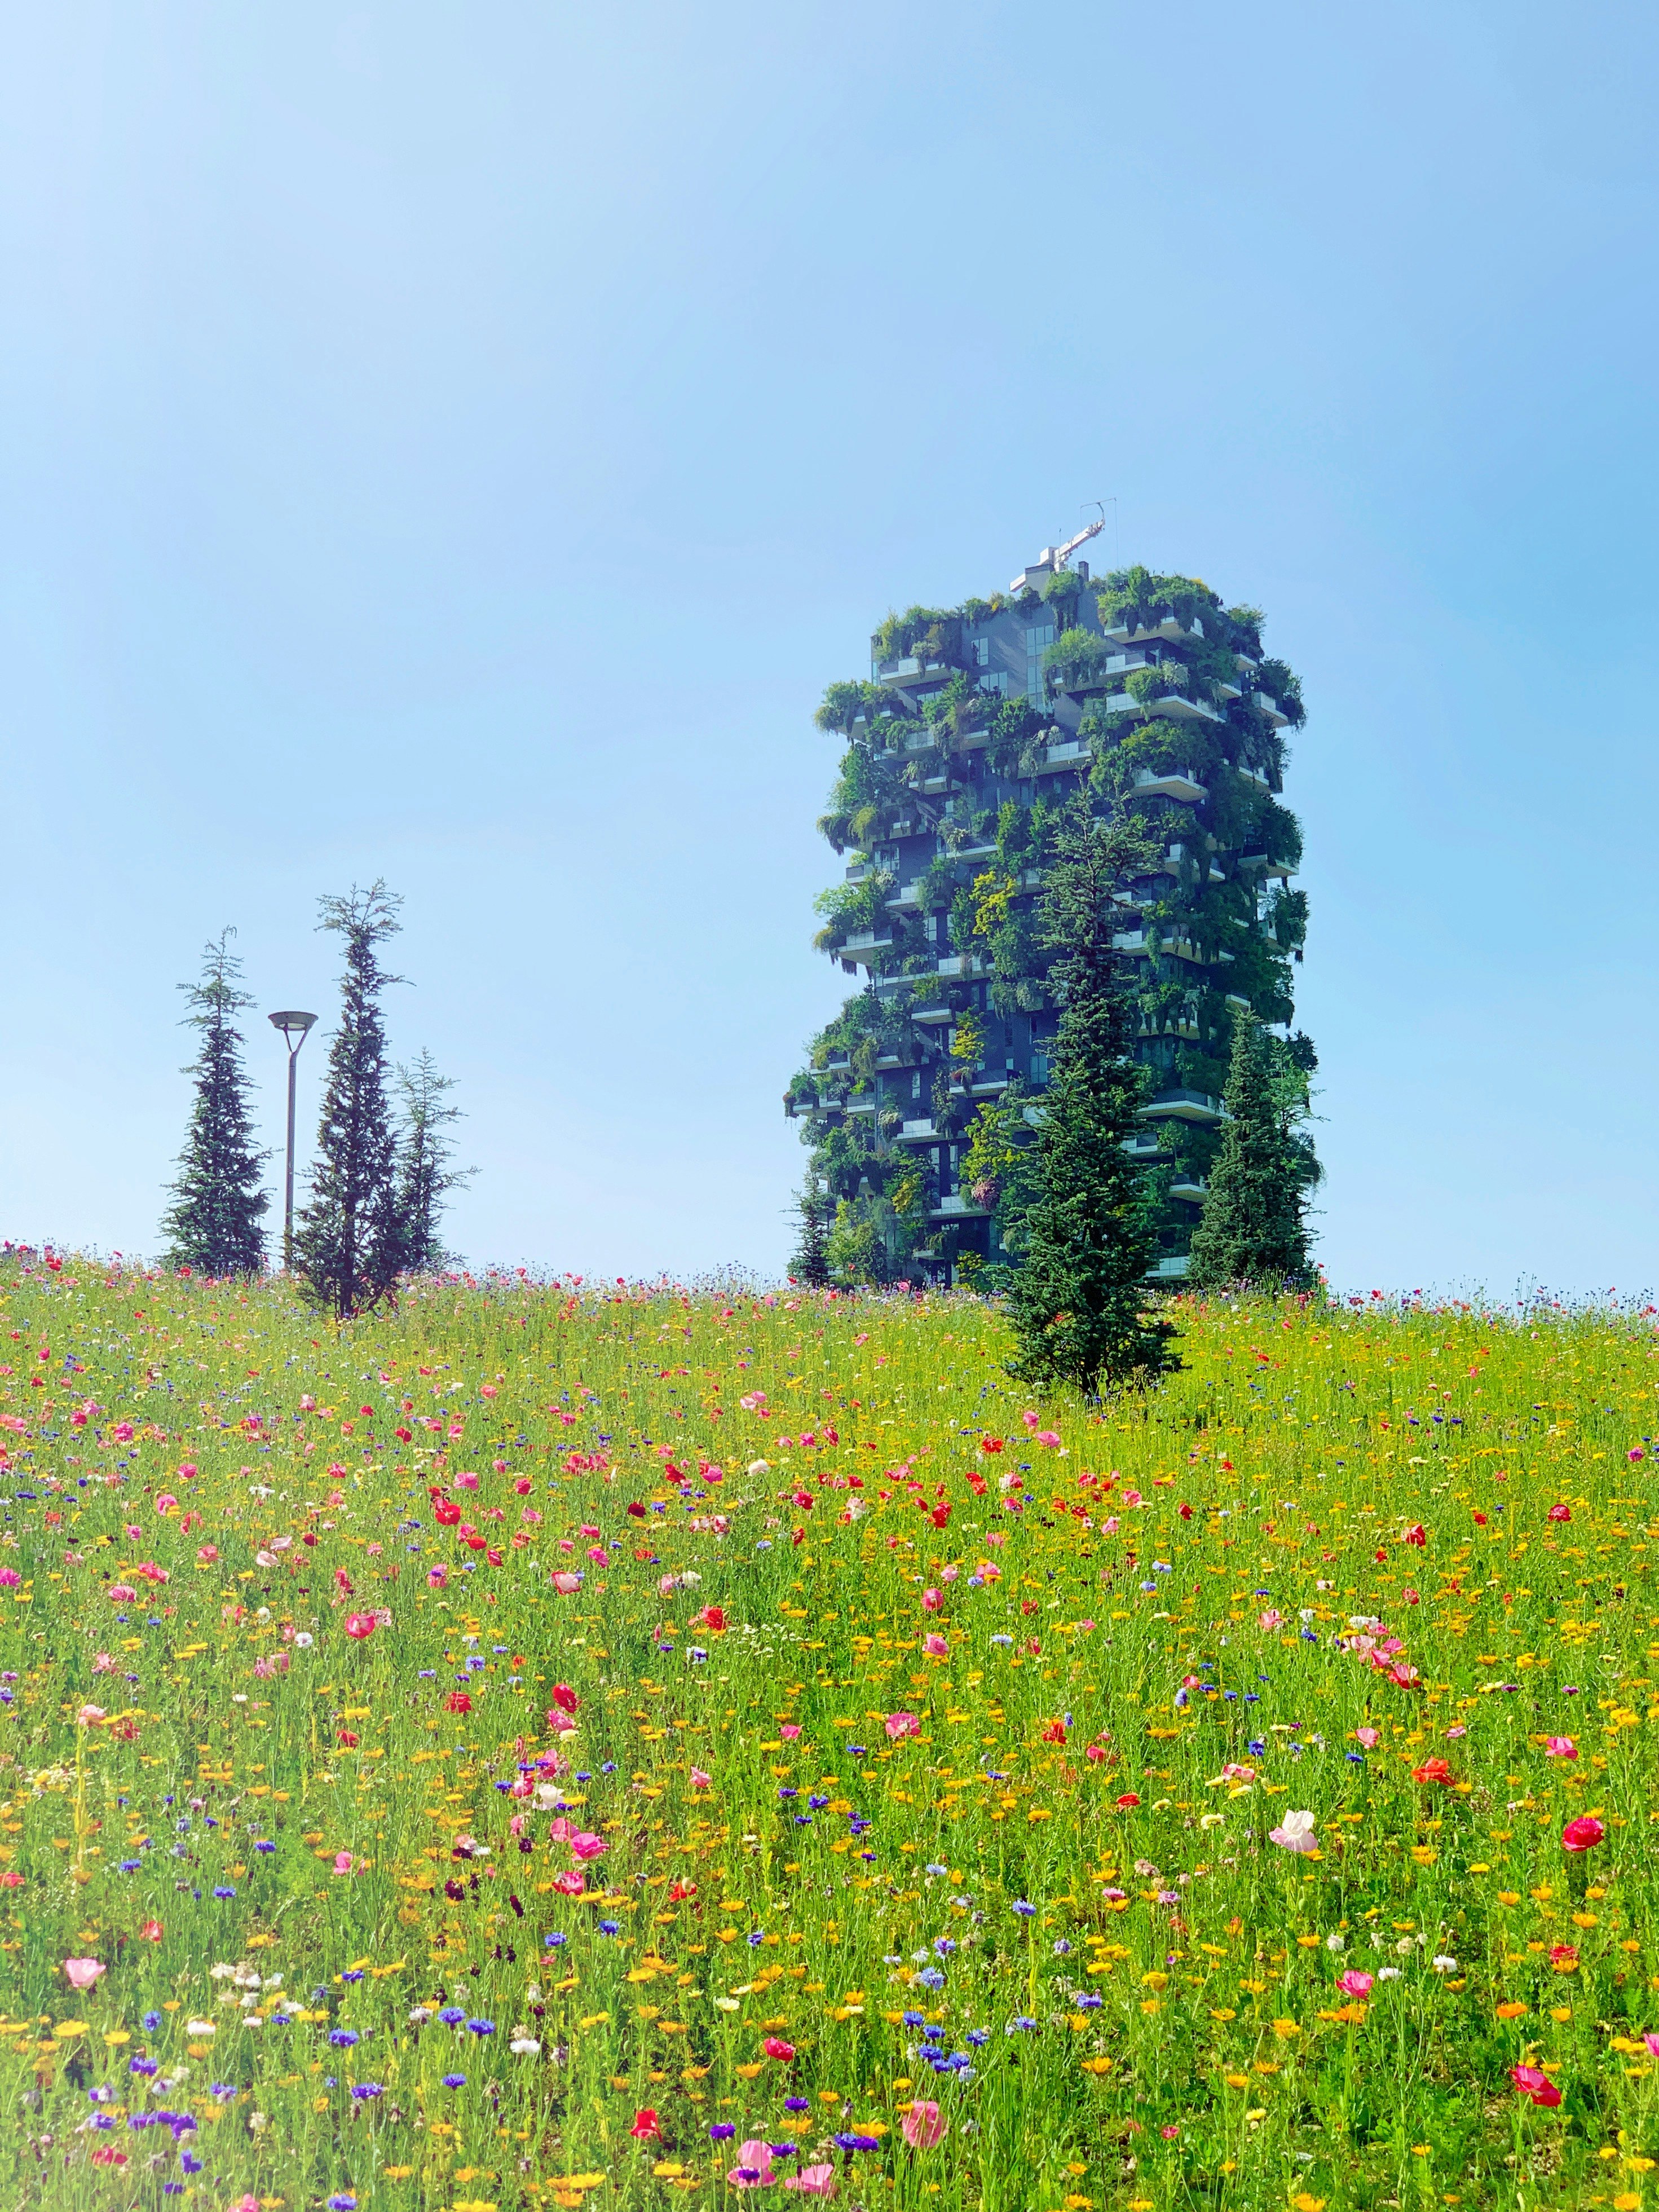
(2, 1259, 1658, 2212)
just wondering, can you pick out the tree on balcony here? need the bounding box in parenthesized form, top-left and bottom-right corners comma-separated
(1005, 799, 1176, 1394)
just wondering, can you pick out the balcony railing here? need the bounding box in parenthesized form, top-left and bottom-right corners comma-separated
(1127, 767, 1208, 803)
(1144, 1089, 1226, 1123)
(1105, 689, 1224, 725)
(873, 655, 956, 688)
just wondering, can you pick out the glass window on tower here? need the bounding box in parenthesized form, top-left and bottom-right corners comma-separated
(1025, 620, 1056, 702)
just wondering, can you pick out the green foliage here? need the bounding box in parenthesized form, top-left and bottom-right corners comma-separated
(871, 606, 960, 663)
(158, 929, 270, 1277)
(1005, 800, 1176, 1393)
(1185, 1007, 1320, 1291)
(293, 880, 409, 1320)
(394, 1048, 473, 1274)
(1042, 628, 1114, 690)
(790, 1183, 831, 1287)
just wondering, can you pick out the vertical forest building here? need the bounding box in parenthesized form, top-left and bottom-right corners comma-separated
(786, 536, 1314, 1286)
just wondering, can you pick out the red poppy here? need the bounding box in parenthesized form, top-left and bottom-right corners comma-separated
(669, 1879, 696, 1902)
(138, 1918, 162, 1940)
(435, 1500, 462, 1527)
(549, 1684, 579, 1716)
(626, 1501, 648, 1518)
(762, 2036, 796, 2061)
(978, 1437, 1005, 1455)
(1510, 2063, 1560, 2108)
(1115, 1793, 1141, 1808)
(1041, 1720, 1067, 1744)
(1562, 1815, 1604, 1853)
(1404, 1523, 1427, 1548)
(337, 1730, 360, 1748)
(444, 1691, 473, 1715)
(1411, 1757, 1454, 1786)
(1547, 1502, 1572, 1523)
(698, 1605, 727, 1634)
(630, 2108, 663, 2142)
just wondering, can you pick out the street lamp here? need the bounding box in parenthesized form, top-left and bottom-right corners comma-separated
(268, 1011, 318, 1268)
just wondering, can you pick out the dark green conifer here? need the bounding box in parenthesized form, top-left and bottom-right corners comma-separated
(159, 930, 270, 1276)
(791, 1184, 831, 1288)
(293, 882, 407, 1318)
(1005, 799, 1176, 1393)
(1185, 1008, 1319, 1291)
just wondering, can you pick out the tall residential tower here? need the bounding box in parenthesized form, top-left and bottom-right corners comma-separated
(786, 541, 1313, 1286)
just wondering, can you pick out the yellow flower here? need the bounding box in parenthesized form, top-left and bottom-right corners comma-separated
(1495, 2002, 1528, 2020)
(1272, 2018, 1301, 2039)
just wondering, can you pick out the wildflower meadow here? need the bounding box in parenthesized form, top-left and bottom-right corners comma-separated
(4, 1257, 1659, 2212)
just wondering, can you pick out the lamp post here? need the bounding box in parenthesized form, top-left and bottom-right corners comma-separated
(268, 1011, 318, 1269)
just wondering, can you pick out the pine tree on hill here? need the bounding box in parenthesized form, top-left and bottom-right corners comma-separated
(395, 1048, 473, 1274)
(1005, 797, 1176, 1394)
(294, 881, 408, 1318)
(159, 930, 270, 1276)
(1185, 1007, 1319, 1292)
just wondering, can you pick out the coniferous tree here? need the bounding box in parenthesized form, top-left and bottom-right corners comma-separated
(1005, 799, 1176, 1393)
(394, 1049, 473, 1273)
(293, 882, 408, 1318)
(791, 1183, 831, 1288)
(159, 930, 270, 1276)
(1185, 1009, 1320, 1292)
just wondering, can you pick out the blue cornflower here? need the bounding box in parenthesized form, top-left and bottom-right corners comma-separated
(329, 2029, 359, 2048)
(933, 1936, 956, 1957)
(747, 1930, 766, 1948)
(350, 2083, 383, 2100)
(438, 2007, 466, 2025)
(118, 1858, 142, 1872)
(1011, 1900, 1036, 1918)
(341, 1970, 365, 1984)
(965, 2029, 990, 2047)
(255, 1839, 276, 1852)
(212, 1884, 236, 1899)
(709, 2122, 736, 2140)
(598, 1920, 620, 1937)
(467, 2018, 495, 2036)
(1005, 2016, 1036, 2034)
(902, 2009, 925, 2026)
(545, 1932, 568, 1948)
(326, 2196, 358, 2211)
(142, 2011, 162, 2032)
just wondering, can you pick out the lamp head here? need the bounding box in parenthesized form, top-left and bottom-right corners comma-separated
(268, 1010, 319, 1046)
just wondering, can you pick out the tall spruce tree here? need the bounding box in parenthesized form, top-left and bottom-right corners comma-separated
(293, 882, 408, 1317)
(394, 1049, 473, 1273)
(1005, 799, 1176, 1393)
(790, 1183, 831, 1288)
(1185, 1008, 1319, 1291)
(159, 930, 270, 1275)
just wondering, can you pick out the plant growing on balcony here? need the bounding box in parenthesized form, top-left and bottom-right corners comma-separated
(1005, 800, 1176, 1392)
(1185, 1008, 1321, 1292)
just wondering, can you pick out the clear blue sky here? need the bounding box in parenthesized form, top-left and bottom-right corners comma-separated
(5, 1, 1657, 1298)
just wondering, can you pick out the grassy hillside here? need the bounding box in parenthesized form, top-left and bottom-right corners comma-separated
(1, 1259, 1656, 2210)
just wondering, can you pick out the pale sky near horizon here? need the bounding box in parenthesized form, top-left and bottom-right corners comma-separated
(4, 2, 1658, 1298)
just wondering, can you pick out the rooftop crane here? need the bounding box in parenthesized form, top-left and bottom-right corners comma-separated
(1008, 502, 1108, 596)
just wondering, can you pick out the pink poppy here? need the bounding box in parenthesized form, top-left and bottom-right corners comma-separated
(1562, 1816, 1604, 1853)
(343, 1612, 376, 1641)
(923, 1633, 949, 1659)
(1354, 1726, 1379, 1748)
(1336, 1969, 1374, 1998)
(780, 1724, 801, 1740)
(690, 1766, 712, 1788)
(550, 1870, 585, 1896)
(782, 2167, 838, 2196)
(885, 1712, 920, 1740)
(1258, 1609, 1283, 1632)
(729, 2141, 775, 2188)
(1644, 2033, 1659, 2059)
(550, 1572, 581, 1595)
(901, 2099, 947, 2149)
(1543, 1737, 1577, 1759)
(196, 1544, 219, 1565)
(62, 1958, 105, 1990)
(921, 1588, 943, 1612)
(333, 1852, 353, 1874)
(762, 2035, 795, 2061)
(569, 1831, 607, 1862)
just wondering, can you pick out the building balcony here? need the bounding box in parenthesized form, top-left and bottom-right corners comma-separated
(968, 1075, 1009, 1096)
(1104, 689, 1225, 725)
(885, 883, 923, 910)
(1100, 614, 1206, 647)
(1036, 738, 1091, 775)
(1168, 1175, 1208, 1204)
(1253, 693, 1290, 728)
(899, 1117, 939, 1142)
(1146, 1254, 1191, 1280)
(930, 1194, 990, 1219)
(845, 1095, 876, 1116)
(874, 655, 956, 689)
(1122, 1129, 1161, 1157)
(1144, 1089, 1226, 1123)
(841, 931, 895, 964)
(1127, 767, 1208, 803)
(911, 1002, 953, 1025)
